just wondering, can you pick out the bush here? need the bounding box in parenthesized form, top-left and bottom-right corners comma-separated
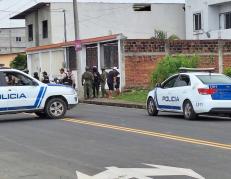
(151, 55, 199, 85)
(224, 67, 231, 77)
(10, 54, 27, 70)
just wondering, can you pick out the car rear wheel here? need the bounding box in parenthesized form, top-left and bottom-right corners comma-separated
(183, 100, 197, 120)
(45, 98, 67, 119)
(147, 97, 158, 116)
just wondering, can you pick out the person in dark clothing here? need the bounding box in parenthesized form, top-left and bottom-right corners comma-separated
(113, 67, 120, 96)
(42, 71, 50, 84)
(33, 72, 39, 81)
(107, 68, 116, 99)
(92, 66, 101, 98)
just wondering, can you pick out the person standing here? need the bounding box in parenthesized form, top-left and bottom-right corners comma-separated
(59, 68, 67, 84)
(41, 71, 50, 84)
(100, 67, 107, 98)
(63, 70, 76, 88)
(33, 72, 39, 81)
(82, 66, 93, 99)
(113, 67, 120, 96)
(107, 68, 116, 99)
(92, 66, 101, 98)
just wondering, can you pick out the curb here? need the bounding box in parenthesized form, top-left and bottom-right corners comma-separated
(79, 100, 146, 109)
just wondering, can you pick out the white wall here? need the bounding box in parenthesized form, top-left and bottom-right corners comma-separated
(77, 2, 186, 39)
(186, 0, 231, 39)
(50, 2, 75, 43)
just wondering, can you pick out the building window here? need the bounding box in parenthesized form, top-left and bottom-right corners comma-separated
(133, 4, 151, 11)
(101, 41, 118, 69)
(42, 20, 48, 39)
(193, 13, 202, 31)
(16, 37, 22, 42)
(86, 44, 98, 68)
(225, 12, 231, 29)
(28, 24, 33, 41)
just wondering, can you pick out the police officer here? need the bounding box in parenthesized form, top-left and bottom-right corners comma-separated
(100, 67, 107, 98)
(92, 66, 101, 98)
(33, 72, 39, 81)
(81, 66, 93, 99)
(41, 71, 50, 84)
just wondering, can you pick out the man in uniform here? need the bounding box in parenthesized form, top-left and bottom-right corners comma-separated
(81, 66, 93, 99)
(100, 67, 107, 98)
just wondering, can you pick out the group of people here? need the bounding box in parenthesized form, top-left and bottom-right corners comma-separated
(82, 66, 120, 99)
(33, 68, 76, 88)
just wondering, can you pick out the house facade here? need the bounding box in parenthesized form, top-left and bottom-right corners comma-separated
(186, 0, 231, 39)
(11, 0, 185, 92)
(0, 27, 26, 54)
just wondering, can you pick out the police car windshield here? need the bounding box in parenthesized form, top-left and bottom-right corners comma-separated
(196, 75, 231, 84)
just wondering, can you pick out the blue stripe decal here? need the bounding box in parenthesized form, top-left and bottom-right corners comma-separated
(154, 89, 181, 110)
(37, 87, 47, 108)
(34, 87, 45, 107)
(0, 86, 46, 112)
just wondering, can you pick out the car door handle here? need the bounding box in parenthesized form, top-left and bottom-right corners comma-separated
(8, 89, 12, 92)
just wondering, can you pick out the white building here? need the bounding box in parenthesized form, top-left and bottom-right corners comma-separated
(0, 27, 26, 54)
(11, 0, 186, 91)
(186, 0, 231, 39)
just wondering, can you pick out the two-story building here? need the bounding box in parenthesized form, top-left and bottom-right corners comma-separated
(0, 27, 26, 67)
(186, 0, 231, 39)
(11, 0, 186, 90)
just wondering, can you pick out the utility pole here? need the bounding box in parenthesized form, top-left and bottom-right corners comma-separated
(63, 9, 67, 42)
(73, 0, 82, 95)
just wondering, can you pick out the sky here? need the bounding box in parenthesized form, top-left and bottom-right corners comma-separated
(0, 0, 185, 28)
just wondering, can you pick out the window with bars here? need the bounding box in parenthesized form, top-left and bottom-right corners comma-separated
(28, 24, 33, 41)
(193, 13, 202, 31)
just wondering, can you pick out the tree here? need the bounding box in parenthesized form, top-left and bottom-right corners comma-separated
(10, 54, 27, 70)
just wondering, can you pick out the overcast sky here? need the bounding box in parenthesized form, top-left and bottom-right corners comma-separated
(0, 0, 185, 28)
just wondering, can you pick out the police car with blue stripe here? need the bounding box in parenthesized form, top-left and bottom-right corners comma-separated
(0, 68, 78, 119)
(147, 68, 231, 120)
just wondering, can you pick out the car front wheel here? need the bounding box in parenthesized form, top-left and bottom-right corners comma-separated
(147, 97, 158, 116)
(45, 98, 67, 119)
(183, 100, 197, 120)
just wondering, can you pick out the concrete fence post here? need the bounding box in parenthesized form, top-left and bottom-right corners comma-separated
(165, 40, 170, 55)
(218, 40, 224, 73)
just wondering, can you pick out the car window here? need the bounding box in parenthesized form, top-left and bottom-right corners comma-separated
(196, 75, 231, 84)
(174, 75, 191, 87)
(162, 75, 179, 89)
(3, 72, 35, 86)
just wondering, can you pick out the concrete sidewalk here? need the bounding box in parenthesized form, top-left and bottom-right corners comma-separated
(79, 98, 146, 109)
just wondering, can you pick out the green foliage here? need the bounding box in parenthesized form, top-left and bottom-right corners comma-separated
(115, 89, 148, 104)
(10, 54, 27, 70)
(154, 29, 167, 40)
(168, 34, 180, 40)
(224, 67, 231, 77)
(151, 55, 199, 85)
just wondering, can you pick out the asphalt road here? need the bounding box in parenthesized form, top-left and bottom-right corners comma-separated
(0, 104, 231, 179)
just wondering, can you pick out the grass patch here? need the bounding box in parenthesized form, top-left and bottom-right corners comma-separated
(115, 89, 148, 104)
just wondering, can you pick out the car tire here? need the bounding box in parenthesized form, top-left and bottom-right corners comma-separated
(45, 98, 67, 119)
(147, 97, 158, 116)
(183, 100, 197, 120)
(35, 112, 47, 118)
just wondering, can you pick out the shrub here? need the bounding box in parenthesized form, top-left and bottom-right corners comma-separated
(224, 67, 231, 77)
(10, 54, 27, 70)
(151, 55, 199, 85)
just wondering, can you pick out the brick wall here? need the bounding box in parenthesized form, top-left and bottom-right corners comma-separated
(123, 39, 231, 88)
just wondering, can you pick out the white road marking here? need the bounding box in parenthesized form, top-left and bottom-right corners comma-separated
(76, 163, 205, 179)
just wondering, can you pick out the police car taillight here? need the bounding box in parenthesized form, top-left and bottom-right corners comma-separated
(198, 88, 217, 95)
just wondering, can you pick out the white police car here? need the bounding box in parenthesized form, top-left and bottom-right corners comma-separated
(147, 68, 231, 120)
(0, 68, 78, 119)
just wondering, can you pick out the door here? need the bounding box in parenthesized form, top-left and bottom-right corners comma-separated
(3, 71, 44, 111)
(156, 75, 180, 110)
(0, 72, 10, 111)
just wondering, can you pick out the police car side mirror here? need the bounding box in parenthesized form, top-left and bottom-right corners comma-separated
(155, 83, 161, 88)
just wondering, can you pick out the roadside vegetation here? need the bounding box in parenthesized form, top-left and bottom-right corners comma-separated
(10, 54, 27, 70)
(115, 89, 148, 104)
